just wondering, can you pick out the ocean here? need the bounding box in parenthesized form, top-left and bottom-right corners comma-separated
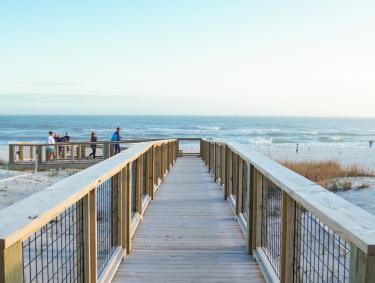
(1, 115, 375, 167)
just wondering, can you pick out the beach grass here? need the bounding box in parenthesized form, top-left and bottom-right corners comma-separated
(279, 160, 375, 189)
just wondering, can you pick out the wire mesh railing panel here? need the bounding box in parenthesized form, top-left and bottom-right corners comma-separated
(142, 154, 148, 197)
(178, 140, 200, 155)
(22, 200, 85, 283)
(96, 176, 118, 276)
(131, 160, 137, 217)
(241, 161, 248, 219)
(231, 154, 238, 198)
(261, 177, 283, 277)
(293, 204, 350, 283)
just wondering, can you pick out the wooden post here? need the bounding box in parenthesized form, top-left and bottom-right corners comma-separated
(0, 241, 23, 283)
(8, 145, 14, 166)
(77, 145, 81, 160)
(224, 146, 228, 200)
(126, 164, 132, 254)
(82, 189, 97, 283)
(280, 193, 296, 283)
(350, 247, 375, 282)
(81, 144, 86, 159)
(103, 144, 110, 159)
(120, 167, 127, 251)
(148, 149, 153, 197)
(29, 146, 34, 160)
(18, 145, 24, 161)
(37, 145, 43, 167)
(228, 150, 233, 196)
(70, 145, 75, 161)
(115, 172, 123, 249)
(214, 143, 217, 180)
(252, 169, 263, 249)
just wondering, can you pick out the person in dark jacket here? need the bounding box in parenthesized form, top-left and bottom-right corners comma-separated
(89, 131, 97, 158)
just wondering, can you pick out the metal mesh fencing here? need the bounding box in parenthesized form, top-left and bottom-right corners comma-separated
(22, 200, 85, 283)
(142, 154, 148, 197)
(293, 204, 350, 283)
(231, 154, 238, 198)
(261, 177, 283, 277)
(241, 161, 248, 219)
(96, 176, 118, 276)
(131, 160, 137, 217)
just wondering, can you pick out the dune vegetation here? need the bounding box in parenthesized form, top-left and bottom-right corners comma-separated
(279, 160, 375, 191)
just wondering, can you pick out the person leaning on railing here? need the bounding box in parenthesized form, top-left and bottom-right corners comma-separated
(46, 131, 55, 160)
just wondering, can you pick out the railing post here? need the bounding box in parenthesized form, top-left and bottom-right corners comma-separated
(8, 145, 14, 167)
(0, 241, 23, 283)
(81, 144, 86, 159)
(19, 145, 24, 161)
(116, 171, 123, 253)
(252, 169, 262, 250)
(37, 145, 43, 168)
(70, 145, 75, 161)
(103, 143, 110, 159)
(280, 193, 296, 283)
(29, 145, 34, 160)
(350, 247, 375, 282)
(82, 189, 97, 283)
(126, 164, 132, 254)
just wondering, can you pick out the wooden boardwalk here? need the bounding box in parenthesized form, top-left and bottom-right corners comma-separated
(113, 156, 265, 283)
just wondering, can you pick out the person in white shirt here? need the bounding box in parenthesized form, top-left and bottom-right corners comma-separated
(46, 131, 55, 160)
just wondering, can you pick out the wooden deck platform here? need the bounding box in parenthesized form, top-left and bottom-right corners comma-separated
(112, 156, 265, 283)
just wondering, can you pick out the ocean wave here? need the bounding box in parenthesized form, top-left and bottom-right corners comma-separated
(196, 126, 221, 131)
(318, 136, 345, 143)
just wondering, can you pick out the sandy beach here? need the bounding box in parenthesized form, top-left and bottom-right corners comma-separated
(0, 145, 8, 163)
(0, 169, 80, 210)
(256, 143, 375, 169)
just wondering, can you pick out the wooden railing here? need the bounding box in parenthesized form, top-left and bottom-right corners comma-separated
(8, 140, 156, 170)
(0, 139, 178, 283)
(201, 139, 375, 283)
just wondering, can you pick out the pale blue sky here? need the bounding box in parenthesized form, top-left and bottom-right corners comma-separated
(0, 1, 374, 116)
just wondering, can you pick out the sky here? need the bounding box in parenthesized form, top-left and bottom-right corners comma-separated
(0, 0, 374, 116)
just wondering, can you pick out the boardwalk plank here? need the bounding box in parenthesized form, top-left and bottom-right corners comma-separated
(113, 157, 265, 283)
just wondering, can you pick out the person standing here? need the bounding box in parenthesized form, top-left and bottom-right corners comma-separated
(64, 132, 71, 153)
(89, 131, 97, 158)
(111, 127, 122, 154)
(46, 131, 55, 160)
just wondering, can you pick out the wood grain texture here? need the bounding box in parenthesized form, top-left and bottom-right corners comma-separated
(113, 157, 265, 283)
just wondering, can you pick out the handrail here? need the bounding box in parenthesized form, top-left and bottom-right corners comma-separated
(0, 139, 178, 283)
(8, 140, 158, 170)
(8, 139, 159, 147)
(228, 141, 375, 253)
(201, 139, 375, 283)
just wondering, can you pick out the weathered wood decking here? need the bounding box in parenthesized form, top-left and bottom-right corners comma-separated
(113, 156, 265, 283)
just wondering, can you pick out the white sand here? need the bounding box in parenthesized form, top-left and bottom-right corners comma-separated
(256, 144, 375, 169)
(0, 145, 8, 163)
(0, 169, 80, 210)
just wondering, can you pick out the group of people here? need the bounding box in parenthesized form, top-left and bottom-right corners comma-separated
(46, 128, 122, 160)
(88, 127, 122, 158)
(46, 132, 71, 160)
